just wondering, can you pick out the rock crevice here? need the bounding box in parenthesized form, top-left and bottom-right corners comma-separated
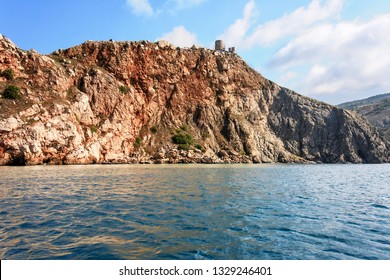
(0, 35, 388, 165)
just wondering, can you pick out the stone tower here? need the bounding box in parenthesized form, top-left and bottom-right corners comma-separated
(215, 40, 225, 51)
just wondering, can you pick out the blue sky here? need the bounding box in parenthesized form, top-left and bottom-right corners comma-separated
(1, 0, 390, 104)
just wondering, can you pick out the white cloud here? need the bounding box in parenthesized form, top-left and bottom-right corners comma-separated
(219, 0, 390, 103)
(126, 0, 154, 16)
(271, 14, 390, 101)
(219, 0, 343, 49)
(246, 0, 343, 47)
(218, 0, 258, 48)
(157, 26, 198, 47)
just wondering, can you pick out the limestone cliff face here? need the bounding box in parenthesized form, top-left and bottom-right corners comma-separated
(0, 35, 388, 165)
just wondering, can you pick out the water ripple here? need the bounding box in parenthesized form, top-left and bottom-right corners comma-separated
(0, 164, 389, 259)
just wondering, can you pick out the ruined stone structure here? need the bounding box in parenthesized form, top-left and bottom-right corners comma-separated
(215, 40, 235, 53)
(0, 35, 389, 165)
(215, 40, 225, 51)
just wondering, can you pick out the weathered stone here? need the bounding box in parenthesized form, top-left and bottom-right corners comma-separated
(0, 34, 388, 165)
(0, 117, 19, 132)
(157, 40, 173, 49)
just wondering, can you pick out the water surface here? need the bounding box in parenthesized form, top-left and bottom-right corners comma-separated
(0, 164, 389, 259)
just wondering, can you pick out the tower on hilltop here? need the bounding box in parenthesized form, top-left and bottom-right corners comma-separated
(215, 40, 235, 53)
(215, 40, 225, 51)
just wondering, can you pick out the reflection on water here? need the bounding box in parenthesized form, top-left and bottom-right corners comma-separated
(0, 164, 390, 259)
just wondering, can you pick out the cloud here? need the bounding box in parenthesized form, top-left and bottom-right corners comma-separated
(218, 0, 258, 48)
(219, 0, 390, 103)
(246, 0, 343, 47)
(157, 26, 198, 47)
(271, 14, 390, 100)
(126, 0, 154, 16)
(219, 0, 343, 49)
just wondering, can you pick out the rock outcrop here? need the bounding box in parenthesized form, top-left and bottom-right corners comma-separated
(339, 93, 390, 142)
(0, 34, 389, 165)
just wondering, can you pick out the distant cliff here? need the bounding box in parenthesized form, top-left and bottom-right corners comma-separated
(339, 93, 390, 142)
(0, 35, 388, 165)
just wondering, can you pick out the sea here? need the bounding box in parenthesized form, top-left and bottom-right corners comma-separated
(0, 164, 389, 260)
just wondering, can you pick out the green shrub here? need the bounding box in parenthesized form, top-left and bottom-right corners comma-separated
(201, 130, 210, 139)
(2, 85, 20, 100)
(150, 126, 158, 134)
(171, 133, 194, 145)
(119, 85, 130, 94)
(90, 125, 98, 133)
(194, 144, 203, 150)
(1, 69, 14, 80)
(134, 137, 142, 148)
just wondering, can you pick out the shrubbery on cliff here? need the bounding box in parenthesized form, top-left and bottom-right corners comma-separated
(172, 133, 194, 145)
(2, 85, 20, 100)
(0, 69, 14, 80)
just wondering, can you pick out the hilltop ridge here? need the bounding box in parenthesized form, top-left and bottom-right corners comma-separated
(339, 93, 390, 141)
(0, 34, 389, 164)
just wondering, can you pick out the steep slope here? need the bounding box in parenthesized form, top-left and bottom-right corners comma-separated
(0, 35, 388, 165)
(339, 93, 390, 141)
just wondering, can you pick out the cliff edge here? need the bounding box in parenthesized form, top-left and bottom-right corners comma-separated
(0, 35, 388, 165)
(339, 93, 390, 142)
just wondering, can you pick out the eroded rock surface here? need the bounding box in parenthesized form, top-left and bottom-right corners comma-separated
(0, 35, 388, 165)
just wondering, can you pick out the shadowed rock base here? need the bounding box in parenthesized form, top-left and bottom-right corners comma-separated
(0, 35, 388, 165)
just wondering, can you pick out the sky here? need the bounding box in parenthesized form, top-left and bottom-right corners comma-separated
(1, 0, 390, 105)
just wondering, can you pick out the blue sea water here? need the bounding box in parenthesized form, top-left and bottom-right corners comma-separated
(0, 164, 389, 260)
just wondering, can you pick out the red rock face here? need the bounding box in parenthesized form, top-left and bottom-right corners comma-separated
(0, 35, 388, 165)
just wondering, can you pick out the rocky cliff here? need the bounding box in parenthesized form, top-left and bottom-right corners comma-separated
(339, 93, 390, 142)
(0, 35, 388, 165)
